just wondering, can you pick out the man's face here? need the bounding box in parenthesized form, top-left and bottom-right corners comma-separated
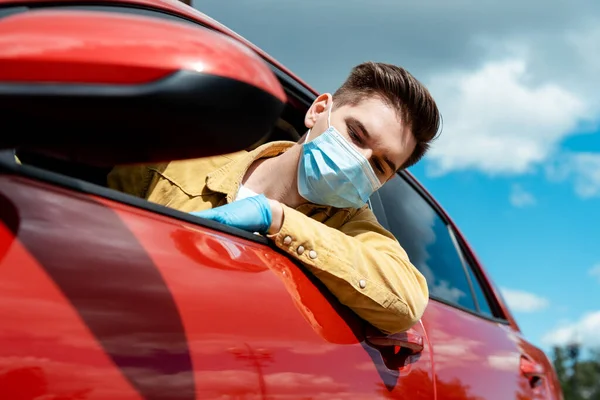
(306, 95, 416, 184)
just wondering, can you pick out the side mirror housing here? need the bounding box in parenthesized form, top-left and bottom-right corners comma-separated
(0, 8, 287, 165)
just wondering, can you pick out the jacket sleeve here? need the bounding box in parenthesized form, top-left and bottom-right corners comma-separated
(268, 204, 429, 334)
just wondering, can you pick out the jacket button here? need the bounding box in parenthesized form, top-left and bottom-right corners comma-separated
(283, 236, 292, 245)
(297, 246, 305, 255)
(359, 279, 367, 289)
(309, 250, 318, 259)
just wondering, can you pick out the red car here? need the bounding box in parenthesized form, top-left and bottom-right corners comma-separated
(0, 0, 562, 399)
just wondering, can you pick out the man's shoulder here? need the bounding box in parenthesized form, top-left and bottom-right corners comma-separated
(107, 151, 244, 198)
(161, 152, 243, 179)
(149, 151, 245, 197)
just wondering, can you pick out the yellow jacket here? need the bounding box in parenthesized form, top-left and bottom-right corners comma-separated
(107, 141, 429, 334)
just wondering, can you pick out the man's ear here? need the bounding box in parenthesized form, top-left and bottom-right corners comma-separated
(304, 93, 333, 129)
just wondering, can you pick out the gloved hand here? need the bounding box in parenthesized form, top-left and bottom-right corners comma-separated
(190, 194, 273, 234)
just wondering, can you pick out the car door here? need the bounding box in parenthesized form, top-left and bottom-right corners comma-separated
(0, 154, 435, 400)
(372, 173, 555, 400)
(0, 128, 441, 399)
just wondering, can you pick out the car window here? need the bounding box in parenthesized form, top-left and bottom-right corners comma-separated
(447, 226, 496, 318)
(375, 175, 477, 312)
(465, 263, 494, 317)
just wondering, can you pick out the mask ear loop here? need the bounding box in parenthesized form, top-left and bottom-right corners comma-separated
(303, 129, 311, 144)
(304, 102, 334, 144)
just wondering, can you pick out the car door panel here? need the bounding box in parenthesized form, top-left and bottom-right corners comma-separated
(0, 172, 435, 399)
(424, 301, 535, 400)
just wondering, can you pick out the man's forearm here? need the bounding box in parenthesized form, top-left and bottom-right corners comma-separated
(267, 204, 429, 334)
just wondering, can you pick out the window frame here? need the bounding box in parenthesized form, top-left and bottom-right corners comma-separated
(0, 155, 270, 244)
(447, 225, 482, 312)
(448, 224, 509, 322)
(447, 225, 498, 319)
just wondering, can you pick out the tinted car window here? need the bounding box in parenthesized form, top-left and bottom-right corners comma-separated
(375, 175, 477, 312)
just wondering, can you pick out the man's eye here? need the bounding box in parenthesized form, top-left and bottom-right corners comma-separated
(374, 161, 385, 174)
(349, 129, 361, 143)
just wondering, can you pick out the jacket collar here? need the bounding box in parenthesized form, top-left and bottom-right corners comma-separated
(206, 141, 295, 204)
(205, 140, 337, 214)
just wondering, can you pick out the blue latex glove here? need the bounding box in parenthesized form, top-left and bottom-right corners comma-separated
(190, 194, 273, 234)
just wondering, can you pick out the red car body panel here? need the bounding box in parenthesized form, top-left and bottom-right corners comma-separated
(0, 0, 562, 398)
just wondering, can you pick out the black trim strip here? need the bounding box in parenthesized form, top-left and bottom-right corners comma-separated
(0, 159, 269, 246)
(430, 295, 510, 325)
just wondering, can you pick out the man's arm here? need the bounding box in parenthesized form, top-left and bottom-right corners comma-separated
(267, 203, 429, 334)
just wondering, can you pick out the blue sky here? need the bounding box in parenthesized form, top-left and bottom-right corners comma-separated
(194, 0, 600, 353)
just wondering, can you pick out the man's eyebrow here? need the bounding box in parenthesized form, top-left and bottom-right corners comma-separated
(347, 117, 398, 172)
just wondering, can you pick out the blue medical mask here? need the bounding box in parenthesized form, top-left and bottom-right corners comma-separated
(297, 104, 382, 208)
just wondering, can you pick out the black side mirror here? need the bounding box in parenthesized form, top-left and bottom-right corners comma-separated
(0, 8, 286, 165)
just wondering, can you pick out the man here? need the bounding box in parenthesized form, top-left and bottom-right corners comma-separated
(107, 62, 441, 334)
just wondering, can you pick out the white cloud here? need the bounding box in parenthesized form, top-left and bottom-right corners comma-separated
(509, 184, 536, 207)
(546, 152, 600, 198)
(589, 264, 600, 283)
(425, 59, 590, 176)
(542, 310, 600, 347)
(500, 288, 549, 313)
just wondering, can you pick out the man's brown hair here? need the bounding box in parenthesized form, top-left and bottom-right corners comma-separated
(332, 62, 441, 170)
